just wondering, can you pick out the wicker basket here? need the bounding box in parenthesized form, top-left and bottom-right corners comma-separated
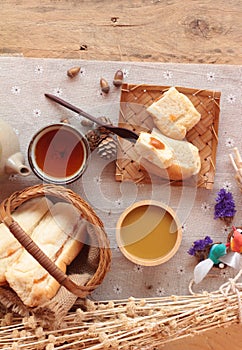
(116, 84, 220, 189)
(0, 184, 111, 300)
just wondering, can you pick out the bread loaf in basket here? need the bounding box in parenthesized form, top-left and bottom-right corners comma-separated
(0, 184, 111, 323)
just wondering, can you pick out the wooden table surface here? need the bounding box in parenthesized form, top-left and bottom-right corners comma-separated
(1, 0, 241, 64)
(0, 1, 242, 349)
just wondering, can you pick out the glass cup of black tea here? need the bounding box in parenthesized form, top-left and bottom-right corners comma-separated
(28, 123, 90, 184)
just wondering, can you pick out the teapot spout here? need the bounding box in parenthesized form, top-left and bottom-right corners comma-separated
(5, 152, 31, 177)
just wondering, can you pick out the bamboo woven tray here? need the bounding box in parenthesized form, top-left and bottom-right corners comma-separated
(115, 84, 221, 189)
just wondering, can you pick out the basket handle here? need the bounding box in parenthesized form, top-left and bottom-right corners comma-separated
(8, 220, 94, 298)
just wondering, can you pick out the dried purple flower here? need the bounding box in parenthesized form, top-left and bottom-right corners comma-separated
(188, 236, 213, 256)
(214, 188, 236, 224)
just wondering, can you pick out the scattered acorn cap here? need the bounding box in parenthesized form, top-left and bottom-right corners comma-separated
(100, 78, 110, 93)
(113, 69, 123, 87)
(67, 66, 81, 78)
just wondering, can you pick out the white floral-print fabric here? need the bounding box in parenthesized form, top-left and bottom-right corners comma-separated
(0, 57, 241, 300)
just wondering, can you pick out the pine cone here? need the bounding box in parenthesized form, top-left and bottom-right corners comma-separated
(96, 136, 117, 160)
(85, 129, 101, 151)
(85, 117, 115, 153)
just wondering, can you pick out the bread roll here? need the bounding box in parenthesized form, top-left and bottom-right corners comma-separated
(6, 202, 87, 307)
(0, 197, 53, 285)
(134, 131, 174, 169)
(137, 129, 201, 181)
(147, 87, 201, 140)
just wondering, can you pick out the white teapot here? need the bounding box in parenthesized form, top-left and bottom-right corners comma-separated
(0, 118, 30, 180)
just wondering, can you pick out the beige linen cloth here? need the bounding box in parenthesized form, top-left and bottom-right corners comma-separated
(0, 57, 242, 302)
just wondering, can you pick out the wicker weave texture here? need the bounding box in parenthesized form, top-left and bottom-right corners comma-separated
(116, 84, 220, 189)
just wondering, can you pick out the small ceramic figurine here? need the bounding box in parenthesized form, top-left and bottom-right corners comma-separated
(193, 243, 227, 284)
(229, 147, 242, 190)
(219, 226, 242, 270)
(188, 235, 241, 284)
(228, 226, 242, 253)
(0, 118, 30, 180)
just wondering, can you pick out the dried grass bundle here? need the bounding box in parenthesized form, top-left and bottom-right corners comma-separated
(0, 270, 242, 350)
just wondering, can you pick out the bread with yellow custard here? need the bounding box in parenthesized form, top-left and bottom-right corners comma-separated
(135, 129, 201, 181)
(147, 87, 201, 140)
(134, 131, 174, 169)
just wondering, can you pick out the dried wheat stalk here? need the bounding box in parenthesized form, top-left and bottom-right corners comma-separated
(0, 270, 242, 350)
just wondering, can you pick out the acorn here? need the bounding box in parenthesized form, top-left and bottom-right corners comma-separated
(100, 78, 110, 93)
(113, 69, 123, 87)
(67, 66, 81, 78)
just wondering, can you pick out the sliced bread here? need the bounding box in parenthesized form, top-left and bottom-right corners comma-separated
(0, 197, 53, 285)
(134, 131, 174, 169)
(136, 129, 201, 181)
(6, 202, 87, 307)
(147, 87, 201, 140)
